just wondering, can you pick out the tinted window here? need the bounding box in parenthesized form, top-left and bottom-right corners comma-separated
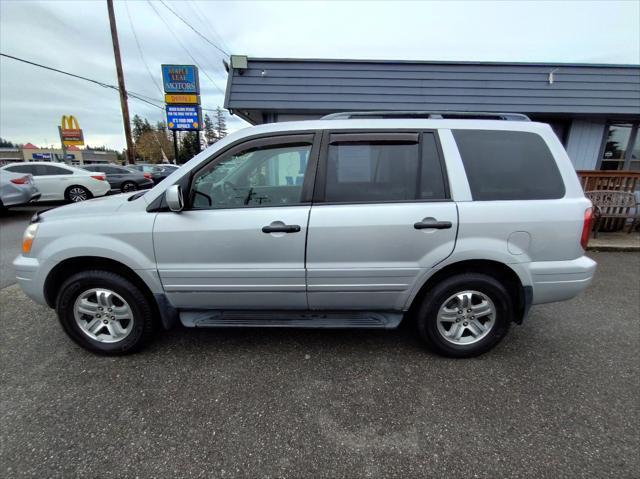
(324, 133, 446, 202)
(42, 165, 73, 175)
(5, 165, 35, 174)
(453, 130, 565, 201)
(191, 142, 312, 209)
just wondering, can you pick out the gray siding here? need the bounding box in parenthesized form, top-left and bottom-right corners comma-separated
(565, 120, 606, 170)
(226, 59, 640, 118)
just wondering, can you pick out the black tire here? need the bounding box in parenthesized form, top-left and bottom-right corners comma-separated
(64, 185, 92, 202)
(55, 270, 155, 355)
(416, 273, 512, 358)
(121, 181, 138, 193)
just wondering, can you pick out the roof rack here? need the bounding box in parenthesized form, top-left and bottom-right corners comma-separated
(321, 111, 531, 121)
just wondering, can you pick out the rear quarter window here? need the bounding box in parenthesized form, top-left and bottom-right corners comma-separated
(453, 130, 565, 200)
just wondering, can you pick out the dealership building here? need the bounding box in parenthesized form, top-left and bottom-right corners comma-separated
(224, 57, 640, 172)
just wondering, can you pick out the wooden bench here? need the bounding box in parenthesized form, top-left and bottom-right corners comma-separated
(585, 190, 639, 238)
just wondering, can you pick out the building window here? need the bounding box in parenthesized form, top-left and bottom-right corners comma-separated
(600, 122, 639, 171)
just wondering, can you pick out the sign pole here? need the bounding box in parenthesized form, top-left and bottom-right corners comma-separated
(58, 126, 67, 164)
(173, 130, 179, 164)
(107, 0, 135, 164)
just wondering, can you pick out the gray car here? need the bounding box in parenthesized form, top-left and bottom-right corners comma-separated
(0, 169, 40, 211)
(82, 164, 155, 193)
(13, 113, 597, 357)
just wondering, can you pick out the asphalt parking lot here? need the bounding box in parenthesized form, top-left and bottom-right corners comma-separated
(0, 241, 638, 477)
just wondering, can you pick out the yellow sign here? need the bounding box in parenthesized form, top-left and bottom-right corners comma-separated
(165, 94, 200, 105)
(60, 115, 84, 146)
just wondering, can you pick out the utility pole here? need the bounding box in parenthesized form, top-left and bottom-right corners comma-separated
(106, 0, 135, 164)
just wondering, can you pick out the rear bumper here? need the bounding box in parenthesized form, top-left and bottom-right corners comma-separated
(2, 185, 40, 207)
(526, 256, 597, 305)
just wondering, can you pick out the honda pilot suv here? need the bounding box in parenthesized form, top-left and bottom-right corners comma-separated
(13, 112, 597, 357)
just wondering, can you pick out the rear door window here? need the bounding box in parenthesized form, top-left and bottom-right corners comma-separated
(322, 132, 447, 203)
(453, 130, 565, 200)
(42, 165, 73, 175)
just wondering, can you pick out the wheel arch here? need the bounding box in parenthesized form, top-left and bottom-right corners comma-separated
(407, 259, 529, 324)
(43, 256, 178, 329)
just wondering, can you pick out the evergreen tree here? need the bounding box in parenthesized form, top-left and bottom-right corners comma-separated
(204, 113, 217, 145)
(0, 137, 15, 147)
(179, 131, 200, 163)
(215, 107, 227, 139)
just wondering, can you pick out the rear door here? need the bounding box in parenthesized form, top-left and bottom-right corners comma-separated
(153, 133, 318, 310)
(36, 164, 76, 200)
(306, 130, 458, 311)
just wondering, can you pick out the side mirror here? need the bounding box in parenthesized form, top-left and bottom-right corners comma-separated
(165, 185, 184, 212)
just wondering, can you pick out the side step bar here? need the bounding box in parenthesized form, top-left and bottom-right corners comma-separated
(180, 311, 403, 329)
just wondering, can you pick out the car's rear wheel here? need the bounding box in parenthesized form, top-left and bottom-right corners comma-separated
(65, 185, 91, 202)
(121, 181, 138, 193)
(55, 270, 154, 354)
(416, 273, 512, 358)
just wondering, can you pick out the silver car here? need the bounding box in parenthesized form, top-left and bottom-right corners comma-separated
(0, 169, 40, 210)
(13, 113, 597, 357)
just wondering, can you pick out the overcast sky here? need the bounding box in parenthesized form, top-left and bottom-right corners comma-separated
(1, 0, 639, 150)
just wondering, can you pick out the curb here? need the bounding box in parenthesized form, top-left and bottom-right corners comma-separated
(587, 246, 640, 252)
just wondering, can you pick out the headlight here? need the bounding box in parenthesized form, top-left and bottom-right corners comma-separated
(22, 223, 39, 254)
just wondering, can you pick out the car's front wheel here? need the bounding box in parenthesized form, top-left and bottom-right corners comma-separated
(416, 273, 512, 358)
(56, 270, 155, 354)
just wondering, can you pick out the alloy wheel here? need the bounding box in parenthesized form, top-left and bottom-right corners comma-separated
(436, 290, 496, 345)
(68, 187, 88, 202)
(73, 288, 134, 343)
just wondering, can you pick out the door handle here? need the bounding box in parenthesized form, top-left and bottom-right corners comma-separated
(414, 217, 453, 230)
(262, 223, 301, 234)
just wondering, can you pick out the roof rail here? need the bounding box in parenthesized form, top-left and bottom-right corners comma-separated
(321, 111, 531, 121)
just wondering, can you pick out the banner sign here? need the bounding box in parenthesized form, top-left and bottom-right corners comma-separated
(165, 93, 200, 105)
(162, 65, 199, 94)
(32, 153, 52, 160)
(166, 105, 202, 131)
(60, 115, 84, 146)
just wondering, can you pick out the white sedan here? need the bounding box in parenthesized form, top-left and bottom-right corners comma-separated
(0, 162, 110, 202)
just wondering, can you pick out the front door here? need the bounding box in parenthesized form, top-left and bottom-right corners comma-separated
(153, 134, 318, 310)
(306, 131, 458, 310)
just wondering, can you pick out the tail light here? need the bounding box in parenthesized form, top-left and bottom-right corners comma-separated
(143, 173, 153, 179)
(581, 207, 594, 250)
(10, 176, 30, 184)
(91, 174, 106, 181)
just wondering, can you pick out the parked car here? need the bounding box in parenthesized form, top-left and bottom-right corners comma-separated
(13, 112, 597, 357)
(0, 162, 110, 202)
(126, 163, 179, 184)
(0, 170, 40, 211)
(81, 164, 154, 193)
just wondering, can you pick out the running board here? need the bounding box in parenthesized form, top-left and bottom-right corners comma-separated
(180, 310, 403, 329)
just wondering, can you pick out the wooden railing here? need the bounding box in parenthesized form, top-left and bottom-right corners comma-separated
(577, 170, 640, 193)
(577, 171, 640, 232)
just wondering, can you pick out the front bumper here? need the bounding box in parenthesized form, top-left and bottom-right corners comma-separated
(13, 255, 47, 305)
(527, 256, 597, 305)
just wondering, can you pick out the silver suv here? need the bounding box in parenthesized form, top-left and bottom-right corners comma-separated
(13, 113, 597, 357)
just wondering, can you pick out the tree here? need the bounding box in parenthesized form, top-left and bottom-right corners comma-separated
(0, 137, 15, 147)
(204, 113, 216, 145)
(132, 114, 152, 143)
(136, 129, 174, 163)
(179, 131, 200, 163)
(214, 107, 227, 139)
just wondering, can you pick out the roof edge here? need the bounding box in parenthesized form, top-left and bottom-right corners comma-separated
(241, 56, 640, 69)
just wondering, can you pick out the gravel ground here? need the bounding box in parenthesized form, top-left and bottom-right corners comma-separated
(0, 252, 638, 478)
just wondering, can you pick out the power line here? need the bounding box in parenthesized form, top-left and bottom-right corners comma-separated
(158, 0, 229, 57)
(187, 0, 232, 55)
(0, 52, 164, 111)
(125, 0, 164, 96)
(145, 0, 226, 96)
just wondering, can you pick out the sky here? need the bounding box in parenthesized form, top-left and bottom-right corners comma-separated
(1, 0, 639, 151)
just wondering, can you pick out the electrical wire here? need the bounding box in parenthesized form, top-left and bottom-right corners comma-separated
(145, 0, 227, 96)
(0, 52, 164, 111)
(125, 0, 164, 96)
(158, 0, 229, 57)
(187, 0, 232, 55)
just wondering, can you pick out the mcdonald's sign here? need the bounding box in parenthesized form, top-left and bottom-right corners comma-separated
(60, 115, 84, 146)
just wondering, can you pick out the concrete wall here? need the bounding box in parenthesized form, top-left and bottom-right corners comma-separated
(565, 120, 606, 170)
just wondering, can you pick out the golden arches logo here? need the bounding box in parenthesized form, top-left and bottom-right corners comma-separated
(61, 115, 80, 130)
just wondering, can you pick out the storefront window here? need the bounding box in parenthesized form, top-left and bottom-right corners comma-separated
(629, 134, 640, 171)
(600, 122, 639, 171)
